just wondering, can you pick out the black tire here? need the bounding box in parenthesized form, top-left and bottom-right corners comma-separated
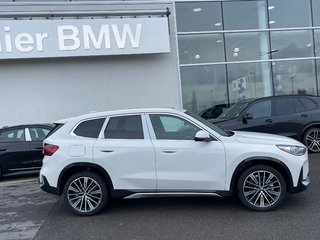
(303, 128, 320, 153)
(237, 165, 286, 211)
(63, 171, 108, 216)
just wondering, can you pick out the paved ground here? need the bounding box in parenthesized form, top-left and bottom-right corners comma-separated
(0, 175, 58, 240)
(0, 154, 319, 240)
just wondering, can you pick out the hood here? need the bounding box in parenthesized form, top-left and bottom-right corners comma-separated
(231, 131, 304, 146)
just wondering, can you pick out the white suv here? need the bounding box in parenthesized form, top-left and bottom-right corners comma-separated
(40, 108, 309, 216)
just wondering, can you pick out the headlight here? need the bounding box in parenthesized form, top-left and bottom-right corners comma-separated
(277, 145, 307, 156)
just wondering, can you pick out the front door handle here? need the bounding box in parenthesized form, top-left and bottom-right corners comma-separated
(162, 150, 177, 154)
(101, 150, 114, 153)
(301, 114, 308, 118)
(0, 149, 7, 152)
(265, 119, 273, 123)
(35, 147, 43, 150)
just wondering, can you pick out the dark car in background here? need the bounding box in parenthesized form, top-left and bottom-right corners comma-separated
(0, 124, 53, 179)
(200, 103, 230, 119)
(210, 95, 320, 153)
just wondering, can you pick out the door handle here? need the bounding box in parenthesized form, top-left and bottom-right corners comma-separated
(301, 114, 308, 118)
(101, 150, 114, 153)
(35, 147, 43, 150)
(162, 150, 177, 154)
(0, 149, 7, 152)
(265, 119, 273, 123)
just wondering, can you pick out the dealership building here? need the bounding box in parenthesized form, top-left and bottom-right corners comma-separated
(0, 0, 320, 126)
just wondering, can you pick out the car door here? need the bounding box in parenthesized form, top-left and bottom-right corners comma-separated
(93, 114, 156, 190)
(239, 99, 274, 133)
(0, 127, 33, 174)
(147, 113, 226, 191)
(272, 97, 313, 140)
(28, 126, 51, 169)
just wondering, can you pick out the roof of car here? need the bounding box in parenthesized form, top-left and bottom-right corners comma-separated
(236, 94, 319, 104)
(0, 123, 54, 130)
(55, 108, 186, 124)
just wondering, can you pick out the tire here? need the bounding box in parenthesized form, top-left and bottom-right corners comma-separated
(303, 128, 320, 153)
(63, 171, 108, 216)
(237, 165, 286, 211)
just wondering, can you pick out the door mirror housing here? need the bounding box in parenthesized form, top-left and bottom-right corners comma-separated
(194, 130, 211, 142)
(242, 113, 253, 123)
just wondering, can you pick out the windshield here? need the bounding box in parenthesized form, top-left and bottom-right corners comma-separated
(217, 101, 250, 119)
(185, 111, 230, 137)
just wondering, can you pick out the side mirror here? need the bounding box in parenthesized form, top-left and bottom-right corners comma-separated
(243, 113, 253, 120)
(194, 130, 211, 142)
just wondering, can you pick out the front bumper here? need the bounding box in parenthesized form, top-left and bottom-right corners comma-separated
(289, 168, 310, 194)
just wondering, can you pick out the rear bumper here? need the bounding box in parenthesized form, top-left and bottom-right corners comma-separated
(39, 174, 60, 195)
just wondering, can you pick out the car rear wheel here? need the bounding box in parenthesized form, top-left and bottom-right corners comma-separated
(237, 165, 286, 211)
(303, 128, 320, 153)
(63, 171, 108, 216)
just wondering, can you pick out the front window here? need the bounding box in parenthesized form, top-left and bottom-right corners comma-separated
(218, 101, 251, 119)
(246, 100, 272, 118)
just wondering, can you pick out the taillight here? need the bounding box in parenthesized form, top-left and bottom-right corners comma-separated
(42, 143, 59, 156)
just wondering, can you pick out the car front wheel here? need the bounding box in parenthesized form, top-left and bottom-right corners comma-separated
(303, 127, 320, 153)
(63, 171, 108, 216)
(237, 165, 286, 211)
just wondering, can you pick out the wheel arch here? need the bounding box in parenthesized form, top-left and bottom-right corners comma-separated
(229, 157, 294, 195)
(56, 162, 114, 196)
(302, 123, 320, 138)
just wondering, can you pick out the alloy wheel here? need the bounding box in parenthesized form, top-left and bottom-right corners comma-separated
(242, 170, 282, 208)
(305, 129, 320, 153)
(67, 176, 103, 213)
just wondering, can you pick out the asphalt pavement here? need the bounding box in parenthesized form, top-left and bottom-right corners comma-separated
(0, 154, 319, 240)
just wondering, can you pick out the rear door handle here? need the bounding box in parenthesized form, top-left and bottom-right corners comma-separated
(35, 147, 43, 150)
(0, 149, 7, 152)
(265, 119, 273, 123)
(101, 150, 114, 153)
(301, 114, 308, 118)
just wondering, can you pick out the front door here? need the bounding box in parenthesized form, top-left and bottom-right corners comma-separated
(148, 114, 226, 191)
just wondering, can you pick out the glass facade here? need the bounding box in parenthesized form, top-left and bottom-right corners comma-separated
(176, 0, 320, 115)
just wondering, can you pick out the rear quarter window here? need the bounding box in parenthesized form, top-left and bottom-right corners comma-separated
(73, 118, 106, 138)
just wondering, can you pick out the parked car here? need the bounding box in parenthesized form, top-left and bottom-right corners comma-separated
(199, 103, 230, 119)
(40, 108, 309, 216)
(0, 124, 54, 179)
(210, 95, 320, 153)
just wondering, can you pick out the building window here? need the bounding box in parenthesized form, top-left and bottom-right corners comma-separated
(273, 60, 317, 95)
(180, 64, 227, 115)
(223, 0, 267, 30)
(225, 32, 269, 61)
(178, 34, 225, 64)
(270, 30, 314, 59)
(268, 0, 312, 28)
(227, 62, 272, 103)
(176, 2, 222, 32)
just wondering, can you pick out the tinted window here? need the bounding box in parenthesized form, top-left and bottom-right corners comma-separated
(150, 114, 200, 140)
(299, 98, 317, 111)
(274, 98, 296, 115)
(104, 115, 143, 139)
(0, 128, 25, 142)
(74, 118, 105, 138)
(247, 100, 271, 118)
(29, 127, 50, 141)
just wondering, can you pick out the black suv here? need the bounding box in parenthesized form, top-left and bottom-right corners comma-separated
(0, 124, 53, 179)
(210, 95, 320, 153)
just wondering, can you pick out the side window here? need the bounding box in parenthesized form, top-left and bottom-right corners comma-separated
(150, 114, 200, 140)
(274, 98, 296, 115)
(104, 115, 144, 139)
(246, 100, 272, 119)
(298, 98, 317, 111)
(74, 118, 105, 138)
(0, 128, 25, 142)
(29, 127, 51, 141)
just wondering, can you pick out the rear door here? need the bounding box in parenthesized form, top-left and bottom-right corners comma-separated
(0, 128, 32, 174)
(272, 97, 313, 140)
(93, 114, 156, 191)
(28, 126, 52, 168)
